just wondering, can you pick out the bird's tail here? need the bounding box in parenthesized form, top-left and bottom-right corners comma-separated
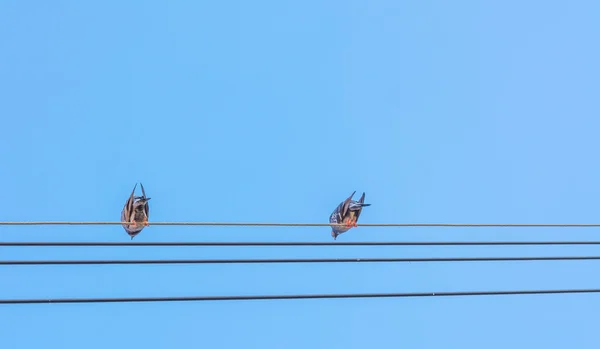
(356, 192, 370, 207)
(349, 202, 370, 211)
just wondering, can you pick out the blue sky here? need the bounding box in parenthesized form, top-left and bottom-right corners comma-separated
(1, 0, 600, 348)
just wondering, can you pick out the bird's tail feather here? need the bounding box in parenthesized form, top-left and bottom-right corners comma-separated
(349, 202, 371, 209)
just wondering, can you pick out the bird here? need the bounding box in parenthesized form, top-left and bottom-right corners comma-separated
(329, 191, 371, 240)
(120, 183, 151, 240)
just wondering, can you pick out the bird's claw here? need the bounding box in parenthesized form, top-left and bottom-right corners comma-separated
(345, 220, 358, 228)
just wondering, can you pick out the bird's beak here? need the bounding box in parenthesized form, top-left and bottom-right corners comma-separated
(146, 197, 151, 201)
(131, 236, 134, 240)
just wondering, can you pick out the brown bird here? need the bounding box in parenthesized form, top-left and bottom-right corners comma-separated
(329, 191, 370, 240)
(120, 183, 151, 240)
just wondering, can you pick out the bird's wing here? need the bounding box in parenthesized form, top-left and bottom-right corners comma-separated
(340, 191, 356, 218)
(140, 183, 149, 219)
(140, 183, 147, 199)
(121, 184, 137, 224)
(352, 192, 366, 221)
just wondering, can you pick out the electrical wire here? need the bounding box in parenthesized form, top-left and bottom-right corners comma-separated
(2, 289, 600, 304)
(3, 256, 600, 265)
(1, 221, 600, 227)
(2, 241, 600, 246)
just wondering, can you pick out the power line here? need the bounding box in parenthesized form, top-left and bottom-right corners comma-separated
(4, 256, 600, 265)
(2, 289, 599, 304)
(1, 221, 600, 227)
(2, 241, 600, 247)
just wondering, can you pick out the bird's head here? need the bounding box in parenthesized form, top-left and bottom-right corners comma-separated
(331, 231, 338, 240)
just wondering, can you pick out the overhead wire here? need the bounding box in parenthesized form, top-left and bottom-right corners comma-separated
(2, 241, 600, 246)
(2, 289, 600, 304)
(3, 256, 600, 265)
(4, 222, 599, 305)
(2, 221, 600, 227)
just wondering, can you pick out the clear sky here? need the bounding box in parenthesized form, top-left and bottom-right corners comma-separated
(1, 1, 600, 348)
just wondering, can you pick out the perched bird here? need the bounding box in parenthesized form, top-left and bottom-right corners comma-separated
(329, 191, 371, 240)
(120, 183, 151, 240)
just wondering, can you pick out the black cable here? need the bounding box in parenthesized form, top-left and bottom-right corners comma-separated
(3, 222, 600, 227)
(3, 241, 600, 247)
(2, 289, 599, 304)
(3, 256, 600, 265)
